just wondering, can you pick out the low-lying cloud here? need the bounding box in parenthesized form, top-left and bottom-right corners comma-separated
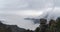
(0, 0, 60, 30)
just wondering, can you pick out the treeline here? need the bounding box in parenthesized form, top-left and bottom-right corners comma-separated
(0, 17, 60, 32)
(35, 17, 60, 32)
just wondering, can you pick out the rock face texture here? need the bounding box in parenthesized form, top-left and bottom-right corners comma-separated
(6, 25, 26, 32)
(0, 21, 34, 32)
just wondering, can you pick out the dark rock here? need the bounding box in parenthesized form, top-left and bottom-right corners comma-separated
(0, 21, 34, 32)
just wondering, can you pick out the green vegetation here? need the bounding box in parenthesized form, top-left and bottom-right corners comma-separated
(0, 17, 60, 32)
(35, 17, 60, 32)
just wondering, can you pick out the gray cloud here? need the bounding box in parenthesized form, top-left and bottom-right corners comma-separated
(55, 0, 60, 7)
(0, 0, 54, 10)
(0, 0, 60, 30)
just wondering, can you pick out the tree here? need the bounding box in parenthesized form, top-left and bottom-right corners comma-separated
(56, 17, 60, 32)
(48, 19, 57, 32)
(35, 27, 40, 32)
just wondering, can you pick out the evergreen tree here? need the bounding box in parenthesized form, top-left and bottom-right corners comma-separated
(56, 17, 60, 32)
(35, 27, 40, 32)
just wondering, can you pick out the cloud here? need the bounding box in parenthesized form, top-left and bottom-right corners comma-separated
(0, 0, 54, 10)
(0, 0, 60, 30)
(55, 0, 60, 7)
(47, 7, 60, 19)
(0, 14, 39, 30)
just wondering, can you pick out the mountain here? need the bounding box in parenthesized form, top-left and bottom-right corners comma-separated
(0, 21, 34, 32)
(24, 18, 40, 24)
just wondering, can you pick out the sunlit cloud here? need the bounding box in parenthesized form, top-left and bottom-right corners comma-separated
(17, 10, 43, 16)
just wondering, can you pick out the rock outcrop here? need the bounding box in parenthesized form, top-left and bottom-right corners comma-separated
(0, 21, 34, 32)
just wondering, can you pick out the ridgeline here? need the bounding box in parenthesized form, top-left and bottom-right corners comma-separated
(0, 17, 60, 32)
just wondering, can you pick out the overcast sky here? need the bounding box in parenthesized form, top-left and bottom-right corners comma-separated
(0, 0, 60, 30)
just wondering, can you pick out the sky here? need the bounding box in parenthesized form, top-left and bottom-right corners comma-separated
(0, 0, 60, 30)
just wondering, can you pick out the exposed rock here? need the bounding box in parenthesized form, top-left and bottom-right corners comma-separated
(0, 21, 34, 32)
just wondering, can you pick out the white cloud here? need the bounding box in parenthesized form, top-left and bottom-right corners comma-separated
(0, 0, 54, 10)
(0, 0, 60, 30)
(48, 7, 60, 19)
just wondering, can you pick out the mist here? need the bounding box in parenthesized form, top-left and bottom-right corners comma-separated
(0, 0, 60, 30)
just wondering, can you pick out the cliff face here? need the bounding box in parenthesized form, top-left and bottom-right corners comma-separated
(0, 22, 11, 32)
(0, 21, 34, 32)
(6, 25, 26, 32)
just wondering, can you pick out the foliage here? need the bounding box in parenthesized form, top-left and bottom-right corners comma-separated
(35, 17, 60, 32)
(35, 27, 40, 32)
(1, 17, 60, 32)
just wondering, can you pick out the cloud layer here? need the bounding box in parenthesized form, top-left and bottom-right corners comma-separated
(0, 0, 54, 10)
(0, 0, 60, 30)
